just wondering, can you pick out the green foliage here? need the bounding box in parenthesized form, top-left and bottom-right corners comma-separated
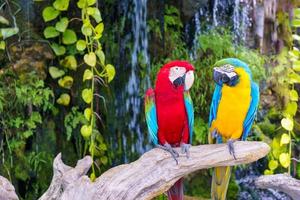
(263, 10, 300, 175)
(41, 0, 115, 180)
(0, 70, 54, 199)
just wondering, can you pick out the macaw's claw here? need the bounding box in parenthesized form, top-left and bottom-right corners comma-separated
(227, 139, 237, 160)
(157, 143, 179, 165)
(181, 143, 191, 158)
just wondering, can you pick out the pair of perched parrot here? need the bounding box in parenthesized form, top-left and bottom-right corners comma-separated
(144, 58, 260, 200)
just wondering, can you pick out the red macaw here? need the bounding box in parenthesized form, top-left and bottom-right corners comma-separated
(144, 60, 195, 200)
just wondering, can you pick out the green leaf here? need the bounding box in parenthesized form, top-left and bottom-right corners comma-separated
(49, 66, 65, 79)
(77, 0, 85, 8)
(105, 64, 115, 82)
(80, 124, 92, 138)
(44, 26, 60, 38)
(0, 16, 9, 25)
(55, 17, 69, 32)
(58, 76, 73, 89)
(81, 23, 93, 36)
(295, 8, 300, 18)
(84, 108, 92, 121)
(57, 93, 70, 106)
(279, 153, 290, 168)
(76, 40, 86, 51)
(42, 6, 60, 22)
(94, 23, 104, 39)
(51, 43, 66, 56)
(268, 160, 278, 171)
(84, 52, 97, 67)
(60, 55, 77, 70)
(285, 102, 298, 117)
(53, 0, 70, 11)
(292, 19, 300, 27)
(1, 27, 19, 39)
(290, 89, 298, 101)
(87, 0, 96, 6)
(91, 8, 102, 23)
(293, 60, 300, 71)
(264, 169, 273, 175)
(23, 130, 33, 139)
(100, 156, 108, 165)
(83, 69, 93, 81)
(288, 72, 300, 83)
(280, 133, 290, 146)
(95, 49, 105, 65)
(82, 88, 93, 104)
(62, 29, 77, 45)
(99, 143, 107, 151)
(281, 117, 294, 131)
(0, 41, 5, 50)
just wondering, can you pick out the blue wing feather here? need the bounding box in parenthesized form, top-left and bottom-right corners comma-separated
(184, 92, 194, 144)
(242, 82, 260, 140)
(209, 84, 222, 127)
(145, 89, 158, 145)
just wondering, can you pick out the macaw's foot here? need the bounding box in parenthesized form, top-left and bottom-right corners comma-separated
(227, 139, 237, 160)
(157, 143, 179, 165)
(181, 143, 191, 158)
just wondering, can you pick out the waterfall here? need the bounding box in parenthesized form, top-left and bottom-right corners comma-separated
(125, 0, 150, 155)
(233, 0, 252, 43)
(190, 9, 202, 60)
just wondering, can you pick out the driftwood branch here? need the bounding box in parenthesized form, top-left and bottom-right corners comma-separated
(38, 141, 269, 200)
(255, 174, 300, 200)
(0, 176, 18, 200)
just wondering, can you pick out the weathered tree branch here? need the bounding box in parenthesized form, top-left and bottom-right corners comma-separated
(255, 173, 300, 200)
(37, 141, 269, 200)
(0, 176, 18, 200)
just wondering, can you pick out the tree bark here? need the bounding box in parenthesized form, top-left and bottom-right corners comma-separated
(255, 173, 300, 200)
(0, 176, 18, 200)
(38, 141, 269, 200)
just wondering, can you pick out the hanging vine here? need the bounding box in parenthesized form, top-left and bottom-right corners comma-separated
(42, 0, 115, 180)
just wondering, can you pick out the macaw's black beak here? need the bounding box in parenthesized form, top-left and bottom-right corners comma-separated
(173, 74, 186, 87)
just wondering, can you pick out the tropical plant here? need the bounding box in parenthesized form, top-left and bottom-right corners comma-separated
(263, 8, 300, 176)
(41, 0, 115, 179)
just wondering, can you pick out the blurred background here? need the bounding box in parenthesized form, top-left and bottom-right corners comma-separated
(0, 0, 300, 199)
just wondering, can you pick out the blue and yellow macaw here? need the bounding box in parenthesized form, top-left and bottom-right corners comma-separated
(208, 58, 260, 200)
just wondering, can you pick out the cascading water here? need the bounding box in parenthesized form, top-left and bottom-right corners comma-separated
(125, 0, 150, 156)
(233, 0, 252, 43)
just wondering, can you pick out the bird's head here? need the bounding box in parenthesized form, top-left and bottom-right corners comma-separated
(213, 58, 252, 86)
(159, 60, 195, 91)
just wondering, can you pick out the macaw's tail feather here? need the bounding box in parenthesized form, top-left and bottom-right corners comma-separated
(211, 166, 232, 200)
(167, 178, 183, 200)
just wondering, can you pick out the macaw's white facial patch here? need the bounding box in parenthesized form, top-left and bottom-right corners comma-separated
(169, 66, 186, 83)
(184, 70, 194, 91)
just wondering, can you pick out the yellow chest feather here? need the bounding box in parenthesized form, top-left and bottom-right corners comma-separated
(211, 68, 251, 139)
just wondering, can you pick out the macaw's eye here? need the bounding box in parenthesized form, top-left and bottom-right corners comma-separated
(222, 74, 229, 83)
(175, 67, 179, 70)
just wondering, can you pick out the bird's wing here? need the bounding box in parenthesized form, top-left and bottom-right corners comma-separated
(144, 88, 158, 145)
(242, 82, 260, 140)
(184, 91, 194, 144)
(209, 84, 222, 126)
(208, 84, 222, 143)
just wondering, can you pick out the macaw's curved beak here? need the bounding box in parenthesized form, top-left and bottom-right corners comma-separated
(173, 74, 185, 87)
(172, 70, 194, 90)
